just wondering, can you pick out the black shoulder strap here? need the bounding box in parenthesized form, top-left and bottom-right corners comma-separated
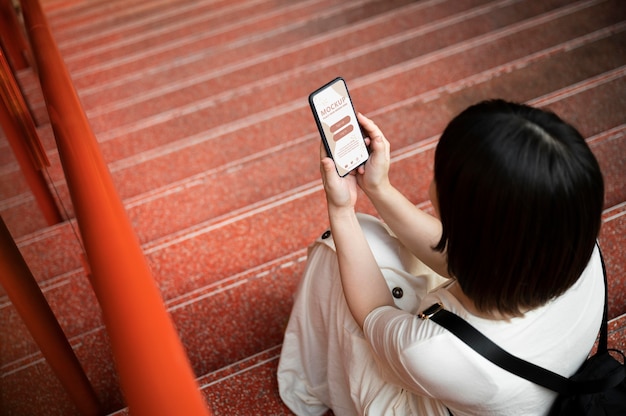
(423, 244, 619, 395)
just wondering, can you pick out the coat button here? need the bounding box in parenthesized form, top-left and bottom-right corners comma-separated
(321, 230, 331, 239)
(392, 287, 404, 299)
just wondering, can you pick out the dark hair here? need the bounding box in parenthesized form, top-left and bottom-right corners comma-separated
(433, 100, 604, 316)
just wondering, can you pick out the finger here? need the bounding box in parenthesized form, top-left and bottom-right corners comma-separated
(357, 115, 387, 156)
(358, 113, 385, 144)
(357, 112, 377, 134)
(320, 157, 339, 186)
(319, 140, 327, 160)
(360, 124, 390, 171)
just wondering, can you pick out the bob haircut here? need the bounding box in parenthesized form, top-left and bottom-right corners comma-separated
(433, 99, 604, 316)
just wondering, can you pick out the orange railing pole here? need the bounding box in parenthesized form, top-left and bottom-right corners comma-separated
(18, 1, 212, 414)
(0, 47, 63, 225)
(0, 217, 101, 415)
(0, 0, 31, 70)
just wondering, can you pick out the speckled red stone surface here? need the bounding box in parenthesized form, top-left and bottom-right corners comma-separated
(1, 0, 625, 414)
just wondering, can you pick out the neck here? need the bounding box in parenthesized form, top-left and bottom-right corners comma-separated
(448, 282, 515, 321)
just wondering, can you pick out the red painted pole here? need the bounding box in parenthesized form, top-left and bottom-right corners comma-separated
(0, 0, 31, 70)
(0, 217, 101, 415)
(0, 47, 62, 225)
(18, 1, 212, 414)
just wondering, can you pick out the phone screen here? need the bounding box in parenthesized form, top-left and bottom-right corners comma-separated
(309, 77, 369, 177)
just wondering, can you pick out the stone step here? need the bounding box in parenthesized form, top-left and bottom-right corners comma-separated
(1, 0, 624, 414)
(2, 11, 624, 239)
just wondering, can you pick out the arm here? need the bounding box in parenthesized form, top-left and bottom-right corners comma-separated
(320, 147, 394, 329)
(356, 113, 449, 278)
(364, 180, 449, 278)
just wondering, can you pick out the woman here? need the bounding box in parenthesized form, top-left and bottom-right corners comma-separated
(277, 100, 605, 415)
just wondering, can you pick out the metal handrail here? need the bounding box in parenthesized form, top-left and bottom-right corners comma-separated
(0, 46, 62, 225)
(18, 1, 212, 414)
(0, 0, 30, 70)
(0, 217, 101, 415)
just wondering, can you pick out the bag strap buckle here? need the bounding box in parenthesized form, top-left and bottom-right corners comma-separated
(418, 302, 443, 320)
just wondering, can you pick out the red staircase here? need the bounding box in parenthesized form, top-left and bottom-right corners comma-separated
(1, 0, 625, 414)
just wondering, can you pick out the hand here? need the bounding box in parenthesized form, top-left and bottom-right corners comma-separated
(355, 113, 391, 195)
(320, 142, 358, 213)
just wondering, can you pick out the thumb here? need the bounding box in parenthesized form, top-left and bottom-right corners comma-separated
(320, 156, 338, 183)
(367, 130, 389, 169)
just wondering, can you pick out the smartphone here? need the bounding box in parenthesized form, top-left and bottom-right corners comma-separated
(309, 77, 369, 177)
